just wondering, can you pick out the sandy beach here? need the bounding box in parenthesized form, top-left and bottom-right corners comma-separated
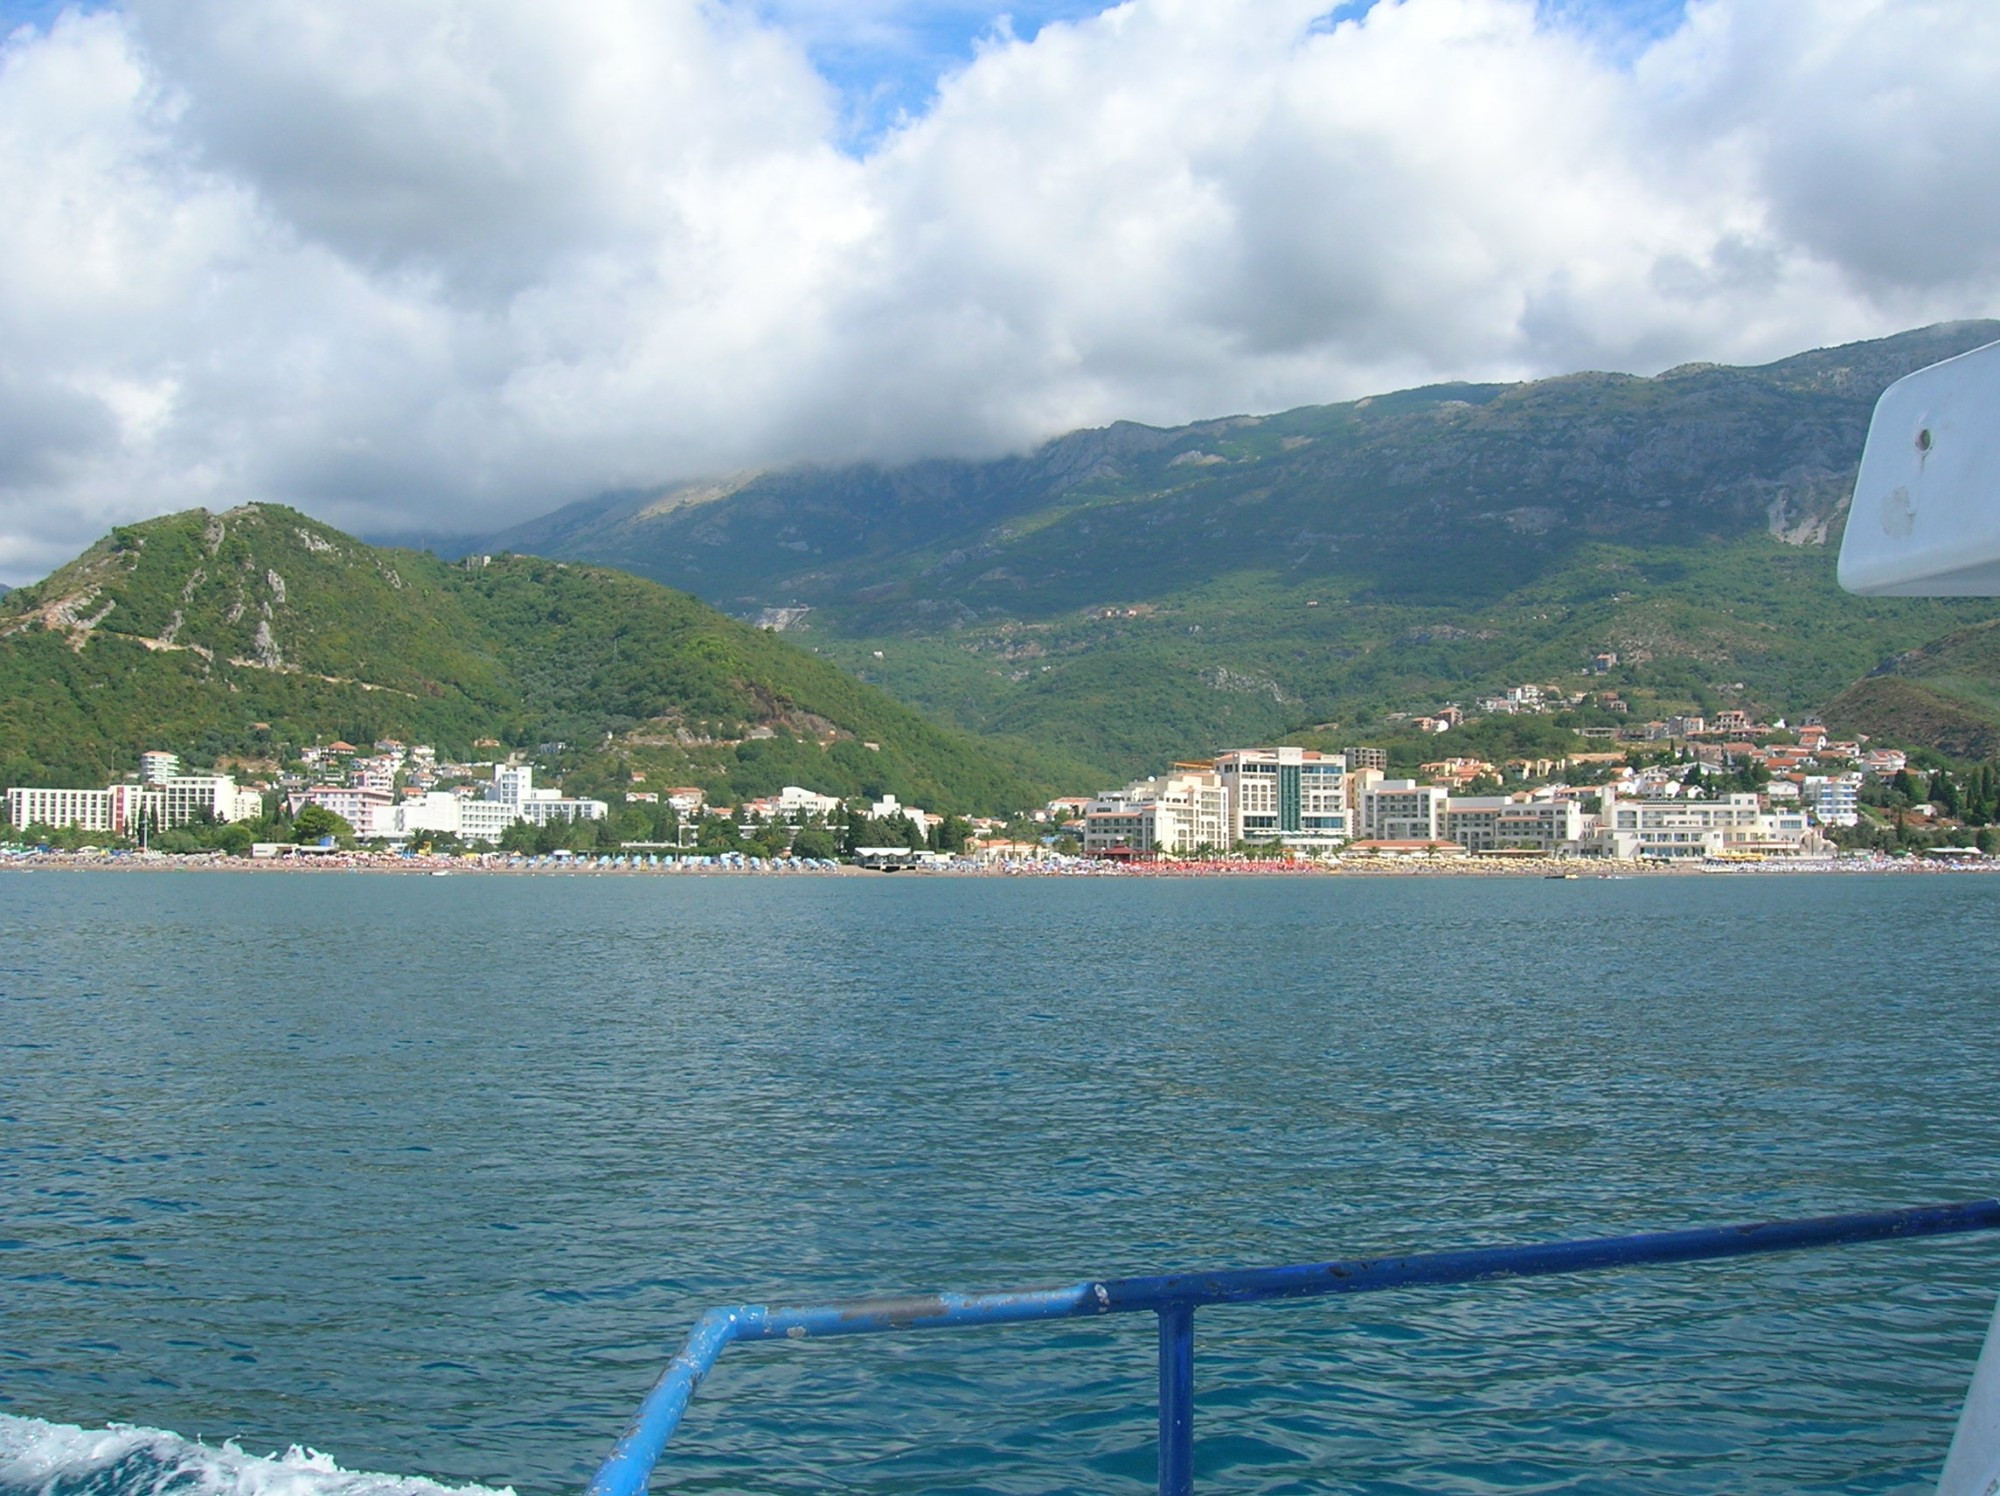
(2, 848, 1989, 877)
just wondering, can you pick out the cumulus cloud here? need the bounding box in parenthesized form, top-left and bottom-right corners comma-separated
(0, 0, 1996, 581)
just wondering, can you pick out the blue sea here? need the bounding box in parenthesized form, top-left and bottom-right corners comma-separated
(4, 869, 2000, 1495)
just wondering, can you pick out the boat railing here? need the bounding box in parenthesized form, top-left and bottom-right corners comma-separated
(584, 1199, 2000, 1496)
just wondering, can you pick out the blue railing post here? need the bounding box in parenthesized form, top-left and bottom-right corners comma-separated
(1158, 1303, 1194, 1496)
(585, 1200, 2000, 1496)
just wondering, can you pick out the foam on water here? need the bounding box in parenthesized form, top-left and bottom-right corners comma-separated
(0, 1418, 512, 1496)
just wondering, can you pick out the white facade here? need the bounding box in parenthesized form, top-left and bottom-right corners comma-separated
(151, 775, 254, 827)
(491, 764, 534, 808)
(868, 794, 931, 835)
(515, 794, 608, 827)
(460, 800, 520, 842)
(297, 785, 393, 831)
(1588, 794, 1827, 859)
(485, 764, 606, 826)
(775, 785, 843, 819)
(1082, 771, 1228, 856)
(1443, 795, 1585, 854)
(1360, 780, 1447, 842)
(363, 791, 548, 843)
(1801, 774, 1862, 827)
(1215, 747, 1349, 852)
(365, 792, 515, 843)
(371, 792, 463, 841)
(8, 786, 117, 833)
(9, 771, 257, 835)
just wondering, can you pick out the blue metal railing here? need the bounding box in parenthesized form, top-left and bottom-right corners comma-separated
(585, 1199, 2000, 1496)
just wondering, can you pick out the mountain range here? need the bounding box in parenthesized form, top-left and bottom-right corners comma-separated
(11, 322, 2000, 806)
(468, 320, 2000, 775)
(0, 506, 1076, 811)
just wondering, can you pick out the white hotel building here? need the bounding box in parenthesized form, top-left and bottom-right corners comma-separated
(357, 765, 607, 843)
(1587, 793, 1826, 859)
(367, 791, 517, 844)
(1801, 774, 1863, 828)
(1356, 778, 1448, 842)
(489, 764, 609, 828)
(1082, 769, 1229, 856)
(7, 785, 127, 835)
(9, 773, 262, 836)
(1442, 795, 1587, 855)
(1215, 747, 1349, 853)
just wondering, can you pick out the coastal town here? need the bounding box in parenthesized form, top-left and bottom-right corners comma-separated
(2, 683, 1982, 870)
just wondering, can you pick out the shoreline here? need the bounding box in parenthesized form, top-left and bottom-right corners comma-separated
(2, 850, 1991, 878)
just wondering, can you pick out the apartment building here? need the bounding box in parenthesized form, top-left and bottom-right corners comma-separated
(10, 771, 259, 835)
(1588, 793, 1825, 858)
(1214, 747, 1348, 852)
(488, 764, 607, 826)
(138, 751, 180, 783)
(369, 792, 518, 843)
(1083, 770, 1228, 857)
(1801, 774, 1862, 827)
(296, 785, 395, 831)
(1358, 779, 1447, 841)
(7, 786, 120, 834)
(1443, 795, 1585, 854)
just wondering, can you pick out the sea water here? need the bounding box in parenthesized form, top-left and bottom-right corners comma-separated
(3, 869, 1999, 1495)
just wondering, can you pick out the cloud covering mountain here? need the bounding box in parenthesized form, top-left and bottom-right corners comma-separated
(2, 0, 1996, 582)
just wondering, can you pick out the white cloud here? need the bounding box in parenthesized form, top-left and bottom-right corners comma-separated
(0, 0, 1997, 581)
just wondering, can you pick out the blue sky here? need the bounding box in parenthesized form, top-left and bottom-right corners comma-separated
(0, 0, 96, 32)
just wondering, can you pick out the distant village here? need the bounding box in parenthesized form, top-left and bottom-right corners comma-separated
(5, 740, 957, 861)
(1051, 672, 1927, 862)
(0, 669, 1955, 864)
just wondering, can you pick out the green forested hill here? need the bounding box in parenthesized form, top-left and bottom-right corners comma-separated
(1822, 617, 2000, 762)
(487, 321, 2000, 773)
(0, 506, 1080, 810)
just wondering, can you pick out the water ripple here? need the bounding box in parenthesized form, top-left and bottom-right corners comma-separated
(4, 872, 1998, 1494)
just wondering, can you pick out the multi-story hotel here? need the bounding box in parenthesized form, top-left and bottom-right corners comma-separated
(366, 792, 518, 844)
(1442, 795, 1586, 854)
(1358, 779, 1447, 842)
(294, 785, 396, 832)
(9, 772, 260, 836)
(490, 764, 608, 827)
(138, 751, 181, 783)
(1214, 747, 1348, 853)
(7, 786, 122, 835)
(1801, 774, 1862, 827)
(1588, 793, 1826, 859)
(1081, 770, 1228, 857)
(149, 775, 259, 827)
